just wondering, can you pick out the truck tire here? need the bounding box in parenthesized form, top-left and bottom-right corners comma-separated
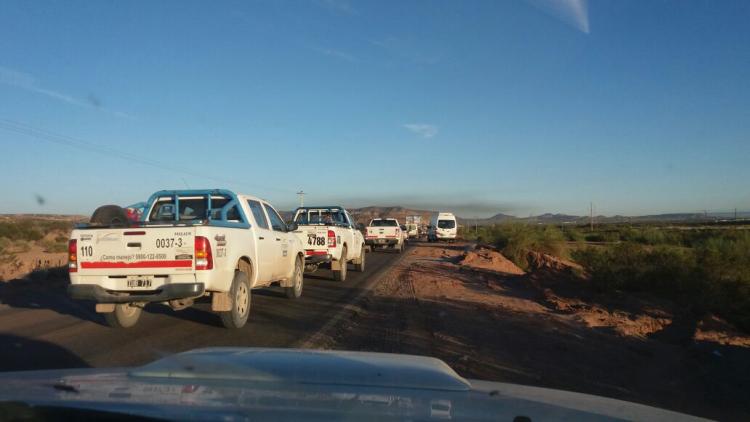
(284, 257, 304, 299)
(220, 271, 251, 329)
(353, 244, 366, 272)
(332, 247, 348, 281)
(104, 303, 142, 328)
(90, 205, 129, 227)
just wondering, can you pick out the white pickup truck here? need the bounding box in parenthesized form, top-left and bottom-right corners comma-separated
(290, 206, 366, 281)
(365, 218, 405, 253)
(67, 189, 305, 329)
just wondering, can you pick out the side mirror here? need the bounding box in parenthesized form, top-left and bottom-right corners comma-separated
(286, 222, 298, 232)
(357, 223, 365, 231)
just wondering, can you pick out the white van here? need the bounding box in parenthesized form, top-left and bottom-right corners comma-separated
(429, 212, 458, 242)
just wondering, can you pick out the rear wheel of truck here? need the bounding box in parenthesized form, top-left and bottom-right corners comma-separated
(104, 303, 142, 328)
(284, 257, 304, 299)
(353, 245, 366, 272)
(332, 247, 348, 281)
(220, 271, 251, 329)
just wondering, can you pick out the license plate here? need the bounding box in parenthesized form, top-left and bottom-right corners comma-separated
(127, 279, 152, 288)
(377, 239, 387, 244)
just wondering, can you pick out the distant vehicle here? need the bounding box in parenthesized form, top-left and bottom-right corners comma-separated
(0, 347, 708, 421)
(68, 189, 305, 329)
(429, 212, 458, 242)
(365, 218, 405, 253)
(405, 215, 421, 238)
(291, 206, 366, 281)
(400, 224, 410, 244)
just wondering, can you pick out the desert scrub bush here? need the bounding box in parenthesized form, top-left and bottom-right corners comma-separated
(572, 243, 699, 296)
(473, 224, 568, 269)
(0, 237, 9, 254)
(573, 231, 750, 331)
(563, 227, 585, 242)
(0, 220, 43, 241)
(41, 239, 68, 253)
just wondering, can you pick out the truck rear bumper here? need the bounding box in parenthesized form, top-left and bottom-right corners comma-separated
(68, 283, 205, 304)
(366, 238, 398, 246)
(304, 253, 332, 264)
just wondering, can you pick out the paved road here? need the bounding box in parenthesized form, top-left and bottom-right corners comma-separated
(0, 248, 407, 371)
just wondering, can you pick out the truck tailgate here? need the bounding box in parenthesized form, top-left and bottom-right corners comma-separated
(295, 226, 330, 255)
(74, 227, 197, 276)
(366, 227, 399, 239)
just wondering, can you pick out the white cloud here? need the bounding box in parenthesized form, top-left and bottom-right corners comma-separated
(403, 123, 438, 139)
(0, 65, 134, 118)
(526, 0, 590, 34)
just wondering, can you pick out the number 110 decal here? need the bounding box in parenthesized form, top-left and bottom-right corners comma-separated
(80, 245, 93, 257)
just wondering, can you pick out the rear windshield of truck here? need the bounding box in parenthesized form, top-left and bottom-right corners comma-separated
(370, 219, 397, 227)
(438, 220, 456, 229)
(149, 195, 232, 222)
(295, 209, 346, 225)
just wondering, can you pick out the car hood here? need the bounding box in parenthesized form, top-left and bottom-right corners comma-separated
(0, 348, 709, 421)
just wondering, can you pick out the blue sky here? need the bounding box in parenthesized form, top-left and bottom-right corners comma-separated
(0, 0, 748, 217)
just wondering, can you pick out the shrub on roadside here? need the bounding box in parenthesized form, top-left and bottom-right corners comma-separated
(41, 239, 68, 253)
(572, 231, 750, 332)
(465, 223, 568, 269)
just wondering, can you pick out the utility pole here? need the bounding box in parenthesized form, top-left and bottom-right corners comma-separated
(735, 208, 738, 221)
(297, 190, 305, 207)
(590, 202, 594, 231)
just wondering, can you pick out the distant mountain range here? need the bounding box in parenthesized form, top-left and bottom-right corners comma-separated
(338, 207, 750, 226)
(6, 208, 747, 227)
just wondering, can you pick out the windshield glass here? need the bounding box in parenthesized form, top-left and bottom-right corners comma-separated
(437, 220, 455, 229)
(295, 209, 345, 225)
(371, 219, 397, 227)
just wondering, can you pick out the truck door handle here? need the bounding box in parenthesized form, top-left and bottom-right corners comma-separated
(275, 238, 281, 241)
(127, 242, 141, 248)
(259, 236, 265, 240)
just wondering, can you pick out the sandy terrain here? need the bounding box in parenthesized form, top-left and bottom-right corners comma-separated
(0, 243, 68, 282)
(318, 242, 750, 421)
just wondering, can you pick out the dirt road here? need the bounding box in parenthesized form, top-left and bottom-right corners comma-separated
(317, 241, 750, 421)
(0, 248, 407, 370)
(2, 241, 748, 420)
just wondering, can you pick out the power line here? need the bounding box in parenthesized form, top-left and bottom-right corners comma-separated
(0, 119, 297, 195)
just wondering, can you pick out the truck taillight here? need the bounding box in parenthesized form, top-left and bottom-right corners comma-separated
(68, 239, 77, 273)
(195, 236, 213, 270)
(327, 230, 336, 248)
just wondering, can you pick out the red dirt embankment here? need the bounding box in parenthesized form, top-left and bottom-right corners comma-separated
(319, 242, 750, 421)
